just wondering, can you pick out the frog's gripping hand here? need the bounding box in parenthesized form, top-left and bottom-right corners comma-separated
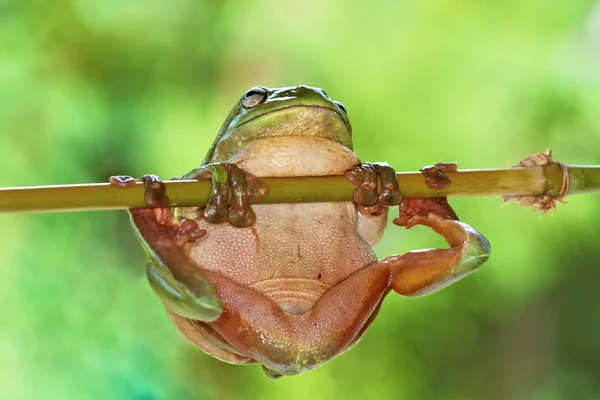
(345, 162, 403, 214)
(181, 163, 268, 227)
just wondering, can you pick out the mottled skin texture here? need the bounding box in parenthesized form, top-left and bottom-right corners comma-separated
(125, 86, 491, 378)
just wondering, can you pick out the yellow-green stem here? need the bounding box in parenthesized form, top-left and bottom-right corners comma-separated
(0, 165, 598, 214)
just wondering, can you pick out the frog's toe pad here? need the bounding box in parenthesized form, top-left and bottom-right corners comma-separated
(228, 208, 256, 227)
(141, 174, 171, 207)
(204, 204, 229, 224)
(420, 162, 458, 190)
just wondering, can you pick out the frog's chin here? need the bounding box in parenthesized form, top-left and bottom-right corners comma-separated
(226, 136, 360, 177)
(208, 106, 352, 162)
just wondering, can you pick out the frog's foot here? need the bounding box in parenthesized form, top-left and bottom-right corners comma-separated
(183, 163, 268, 227)
(345, 162, 403, 215)
(109, 174, 173, 208)
(394, 197, 459, 227)
(110, 174, 206, 242)
(393, 161, 459, 226)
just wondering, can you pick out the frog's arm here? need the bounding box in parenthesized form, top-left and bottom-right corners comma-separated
(179, 163, 267, 227)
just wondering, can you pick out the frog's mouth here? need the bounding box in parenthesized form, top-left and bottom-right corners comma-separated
(209, 106, 352, 162)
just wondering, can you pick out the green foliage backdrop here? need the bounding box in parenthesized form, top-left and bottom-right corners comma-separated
(1, 0, 600, 398)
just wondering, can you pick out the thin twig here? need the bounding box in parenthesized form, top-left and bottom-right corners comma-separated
(1, 164, 599, 214)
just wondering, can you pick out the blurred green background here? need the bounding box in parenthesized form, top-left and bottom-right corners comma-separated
(2, 0, 600, 399)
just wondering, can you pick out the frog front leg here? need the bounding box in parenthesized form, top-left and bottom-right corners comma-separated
(178, 163, 267, 227)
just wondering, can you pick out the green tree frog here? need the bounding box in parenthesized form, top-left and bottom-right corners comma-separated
(113, 86, 490, 379)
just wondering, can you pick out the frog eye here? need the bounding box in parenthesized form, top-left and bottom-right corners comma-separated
(241, 88, 266, 108)
(334, 101, 347, 114)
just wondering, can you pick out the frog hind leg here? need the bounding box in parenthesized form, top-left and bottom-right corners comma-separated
(385, 198, 491, 296)
(198, 262, 392, 378)
(130, 207, 223, 322)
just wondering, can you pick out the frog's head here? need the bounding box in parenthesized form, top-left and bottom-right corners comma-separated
(203, 86, 352, 163)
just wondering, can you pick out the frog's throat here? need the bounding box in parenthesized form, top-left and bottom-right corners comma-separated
(205, 106, 352, 163)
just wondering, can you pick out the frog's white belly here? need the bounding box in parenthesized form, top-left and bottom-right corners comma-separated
(187, 137, 384, 313)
